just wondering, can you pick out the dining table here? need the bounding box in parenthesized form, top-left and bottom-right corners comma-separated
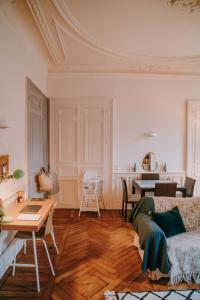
(132, 179, 186, 197)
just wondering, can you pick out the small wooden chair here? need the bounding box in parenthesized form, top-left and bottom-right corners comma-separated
(154, 182, 177, 197)
(184, 176, 196, 197)
(121, 177, 140, 221)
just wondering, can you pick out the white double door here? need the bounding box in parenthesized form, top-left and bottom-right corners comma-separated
(50, 98, 113, 208)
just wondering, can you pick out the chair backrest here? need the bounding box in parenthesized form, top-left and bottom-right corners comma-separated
(185, 176, 196, 197)
(154, 182, 177, 197)
(142, 173, 159, 180)
(82, 169, 100, 189)
(44, 203, 56, 236)
(121, 177, 128, 202)
(83, 169, 98, 180)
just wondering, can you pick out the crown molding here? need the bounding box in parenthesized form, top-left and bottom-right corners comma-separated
(48, 70, 200, 80)
(48, 62, 200, 77)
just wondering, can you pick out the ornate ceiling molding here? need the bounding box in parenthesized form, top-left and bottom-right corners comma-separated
(53, 20, 126, 63)
(51, 0, 200, 65)
(26, 0, 200, 74)
(53, 20, 68, 59)
(26, 0, 60, 63)
(51, 0, 125, 60)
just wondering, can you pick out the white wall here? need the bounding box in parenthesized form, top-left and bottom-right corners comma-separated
(0, 3, 48, 279)
(48, 73, 200, 173)
(0, 4, 47, 201)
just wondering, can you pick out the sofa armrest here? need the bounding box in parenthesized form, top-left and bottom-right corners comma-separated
(133, 213, 170, 274)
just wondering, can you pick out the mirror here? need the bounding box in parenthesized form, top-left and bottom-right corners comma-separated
(142, 152, 157, 171)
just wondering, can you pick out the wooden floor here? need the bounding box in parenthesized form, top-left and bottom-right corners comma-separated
(0, 209, 200, 300)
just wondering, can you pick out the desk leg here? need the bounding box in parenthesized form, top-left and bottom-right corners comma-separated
(32, 231, 40, 293)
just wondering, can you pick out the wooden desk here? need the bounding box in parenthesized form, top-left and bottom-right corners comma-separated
(133, 179, 186, 197)
(1, 199, 56, 292)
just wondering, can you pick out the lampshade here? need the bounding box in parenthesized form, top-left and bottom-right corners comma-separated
(12, 169, 25, 179)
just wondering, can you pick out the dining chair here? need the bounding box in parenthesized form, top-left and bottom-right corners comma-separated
(121, 177, 141, 221)
(141, 173, 160, 180)
(12, 204, 59, 277)
(154, 182, 177, 197)
(184, 176, 196, 197)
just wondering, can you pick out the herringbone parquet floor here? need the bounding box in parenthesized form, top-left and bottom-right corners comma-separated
(0, 209, 200, 300)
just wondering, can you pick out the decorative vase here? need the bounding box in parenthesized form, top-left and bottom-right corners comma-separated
(133, 163, 136, 172)
(163, 163, 167, 172)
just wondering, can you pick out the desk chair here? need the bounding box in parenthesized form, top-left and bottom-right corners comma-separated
(154, 182, 177, 197)
(12, 205, 59, 277)
(184, 176, 196, 197)
(121, 177, 141, 221)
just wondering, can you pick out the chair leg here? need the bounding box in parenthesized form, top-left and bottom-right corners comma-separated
(79, 191, 85, 216)
(95, 191, 100, 217)
(124, 202, 128, 221)
(23, 240, 27, 254)
(12, 256, 16, 277)
(122, 200, 124, 216)
(32, 231, 40, 293)
(51, 227, 59, 255)
(41, 239, 55, 276)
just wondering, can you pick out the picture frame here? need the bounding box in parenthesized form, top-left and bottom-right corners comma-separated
(0, 155, 9, 180)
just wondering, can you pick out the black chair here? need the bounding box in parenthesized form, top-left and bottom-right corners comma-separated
(121, 177, 140, 221)
(142, 173, 159, 180)
(184, 176, 196, 197)
(154, 182, 177, 197)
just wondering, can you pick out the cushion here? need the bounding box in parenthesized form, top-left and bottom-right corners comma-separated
(151, 206, 186, 238)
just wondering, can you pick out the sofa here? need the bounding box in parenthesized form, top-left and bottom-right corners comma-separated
(129, 196, 200, 284)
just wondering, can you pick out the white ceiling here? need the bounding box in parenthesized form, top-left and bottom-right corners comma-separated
(24, 0, 200, 75)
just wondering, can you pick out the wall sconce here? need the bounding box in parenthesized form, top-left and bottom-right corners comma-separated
(144, 132, 158, 138)
(0, 121, 10, 129)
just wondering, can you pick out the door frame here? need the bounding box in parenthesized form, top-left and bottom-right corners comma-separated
(187, 99, 200, 196)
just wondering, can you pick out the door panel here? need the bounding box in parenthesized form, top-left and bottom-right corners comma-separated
(51, 99, 112, 208)
(58, 179, 79, 208)
(27, 80, 49, 198)
(58, 121, 78, 163)
(84, 121, 104, 163)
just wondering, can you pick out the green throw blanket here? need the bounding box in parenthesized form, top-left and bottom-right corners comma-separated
(129, 197, 170, 274)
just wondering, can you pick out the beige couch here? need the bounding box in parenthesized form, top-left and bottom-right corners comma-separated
(133, 196, 200, 284)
